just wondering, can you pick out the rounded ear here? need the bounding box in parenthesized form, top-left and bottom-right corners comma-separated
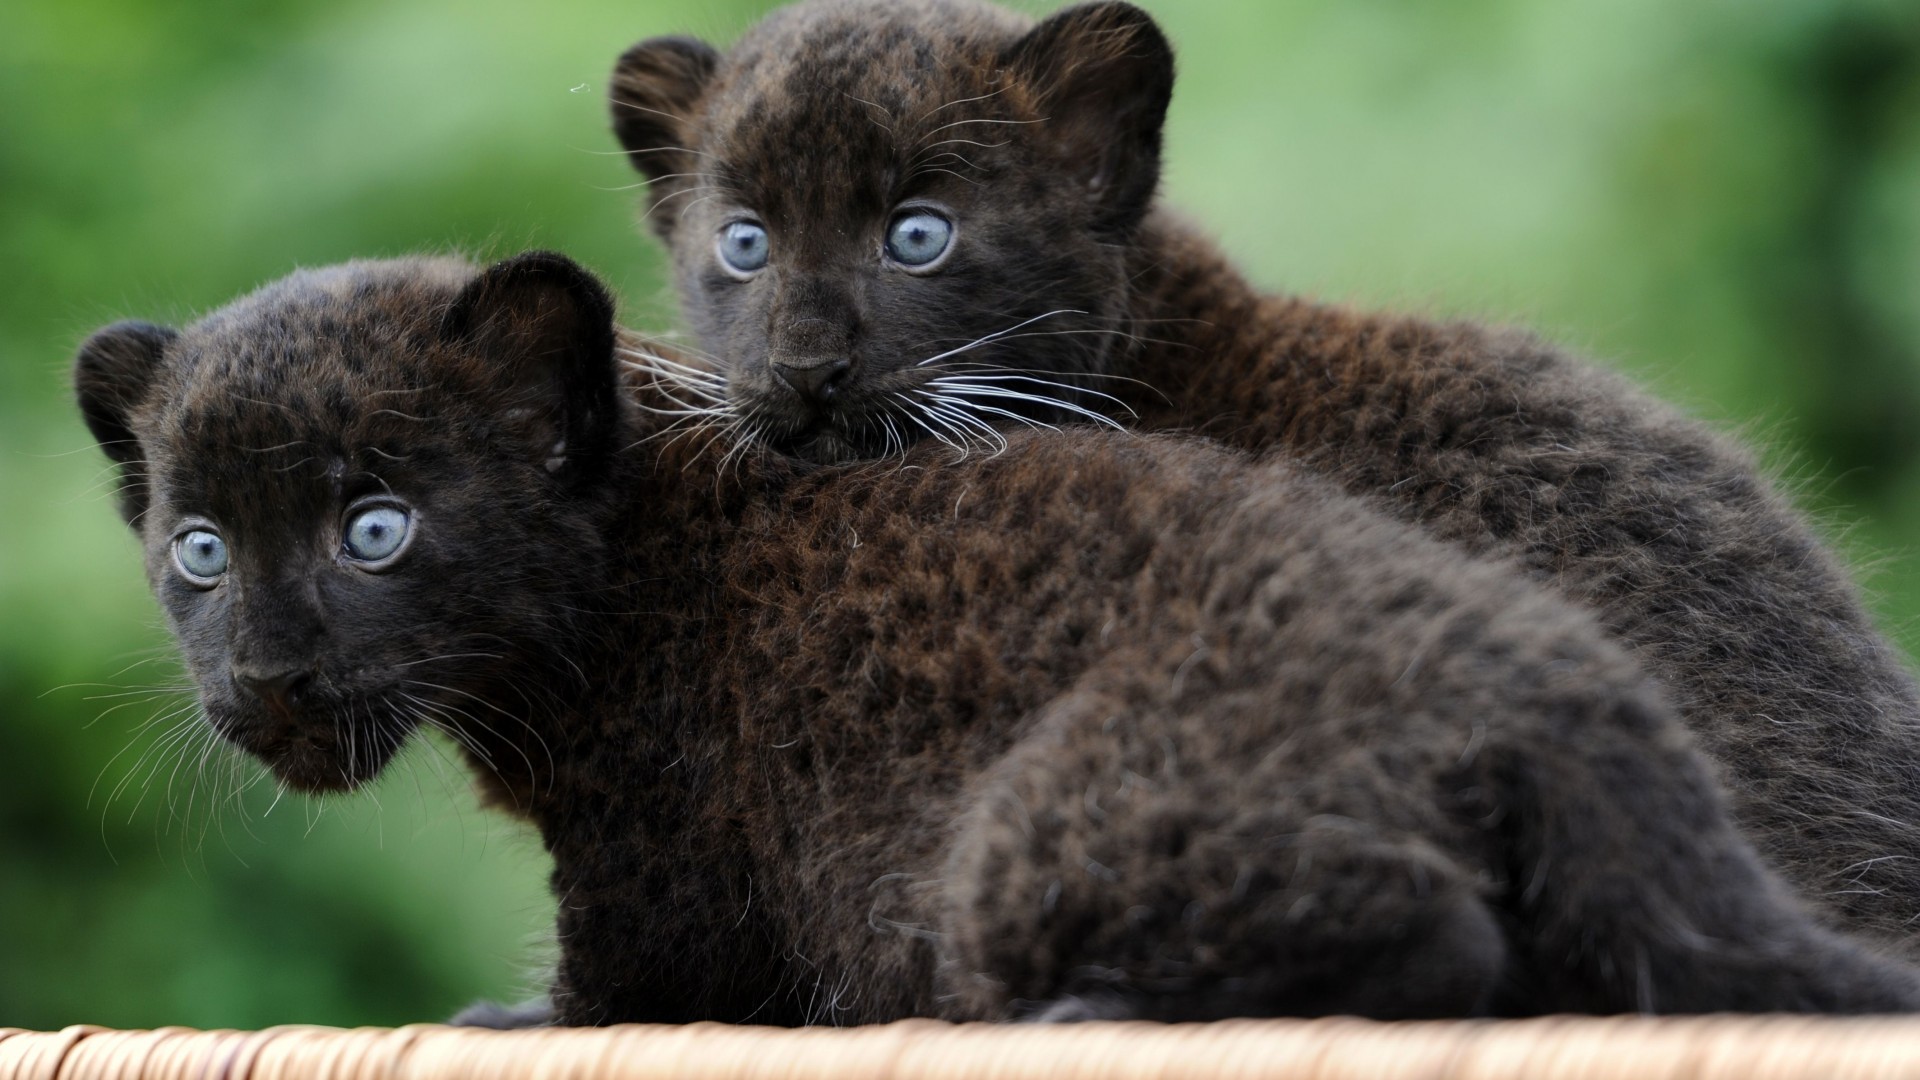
(74, 319, 175, 526)
(609, 35, 721, 241)
(1004, 2, 1174, 234)
(440, 252, 620, 491)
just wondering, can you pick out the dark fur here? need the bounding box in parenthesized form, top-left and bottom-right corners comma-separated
(609, 0, 1164, 462)
(75, 254, 1920, 1022)
(610, 0, 1920, 950)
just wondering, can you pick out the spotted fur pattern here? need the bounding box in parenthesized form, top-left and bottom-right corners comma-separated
(76, 254, 1920, 1023)
(610, 0, 1920, 951)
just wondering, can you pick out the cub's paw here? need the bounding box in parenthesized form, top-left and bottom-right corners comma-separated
(449, 997, 556, 1028)
(1016, 993, 1138, 1023)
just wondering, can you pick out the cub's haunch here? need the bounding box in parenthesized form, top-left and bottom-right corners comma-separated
(75, 253, 1920, 1023)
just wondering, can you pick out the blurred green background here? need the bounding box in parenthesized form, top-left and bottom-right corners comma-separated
(3, 0, 1918, 1031)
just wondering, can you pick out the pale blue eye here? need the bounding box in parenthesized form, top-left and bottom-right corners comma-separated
(886, 212, 953, 267)
(718, 221, 770, 274)
(175, 530, 228, 582)
(344, 506, 410, 563)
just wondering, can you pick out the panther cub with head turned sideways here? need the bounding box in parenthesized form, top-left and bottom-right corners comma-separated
(611, 0, 1920, 953)
(76, 253, 1920, 1023)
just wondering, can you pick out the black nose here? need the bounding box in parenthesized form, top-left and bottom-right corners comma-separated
(772, 358, 851, 405)
(234, 666, 314, 713)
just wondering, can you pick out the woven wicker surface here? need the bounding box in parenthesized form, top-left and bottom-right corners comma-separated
(6, 1018, 1920, 1080)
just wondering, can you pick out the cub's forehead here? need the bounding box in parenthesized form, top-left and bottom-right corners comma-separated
(149, 260, 470, 456)
(721, 0, 1026, 115)
(707, 0, 1031, 188)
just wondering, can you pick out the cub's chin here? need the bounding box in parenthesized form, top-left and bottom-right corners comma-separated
(768, 418, 894, 465)
(782, 432, 864, 464)
(207, 701, 416, 794)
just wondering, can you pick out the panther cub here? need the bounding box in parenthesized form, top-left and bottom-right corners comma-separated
(610, 0, 1920, 949)
(75, 252, 1920, 1022)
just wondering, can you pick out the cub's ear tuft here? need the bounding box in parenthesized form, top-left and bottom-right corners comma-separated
(610, 35, 720, 240)
(441, 251, 620, 491)
(74, 320, 175, 526)
(1006, 1, 1174, 234)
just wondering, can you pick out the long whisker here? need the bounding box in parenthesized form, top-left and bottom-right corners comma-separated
(924, 380, 1129, 429)
(400, 694, 507, 789)
(935, 361, 1170, 396)
(920, 326, 1133, 347)
(915, 85, 1010, 122)
(914, 310, 1087, 367)
(906, 399, 982, 458)
(92, 699, 198, 835)
(919, 397, 1009, 456)
(896, 402, 967, 456)
(402, 679, 554, 795)
(620, 347, 728, 382)
(928, 372, 1137, 414)
(919, 392, 1062, 435)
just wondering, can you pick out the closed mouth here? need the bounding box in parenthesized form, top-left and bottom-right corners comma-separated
(764, 417, 887, 464)
(215, 704, 411, 794)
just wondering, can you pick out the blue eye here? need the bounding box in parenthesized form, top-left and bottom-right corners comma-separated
(174, 529, 228, 583)
(718, 221, 770, 274)
(344, 505, 411, 564)
(885, 212, 953, 268)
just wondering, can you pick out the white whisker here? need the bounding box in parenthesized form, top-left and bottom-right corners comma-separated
(914, 310, 1087, 367)
(899, 405, 968, 456)
(920, 392, 1062, 435)
(909, 400, 984, 457)
(915, 86, 1009, 122)
(929, 372, 1136, 414)
(924, 380, 1128, 429)
(920, 397, 1009, 455)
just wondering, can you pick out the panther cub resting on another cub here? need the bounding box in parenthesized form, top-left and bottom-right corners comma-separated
(610, 0, 1920, 950)
(75, 252, 1920, 1022)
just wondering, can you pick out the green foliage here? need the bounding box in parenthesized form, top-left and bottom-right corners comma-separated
(2, 0, 1916, 1030)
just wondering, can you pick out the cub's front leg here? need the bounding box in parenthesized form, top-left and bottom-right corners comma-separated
(541, 817, 809, 1026)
